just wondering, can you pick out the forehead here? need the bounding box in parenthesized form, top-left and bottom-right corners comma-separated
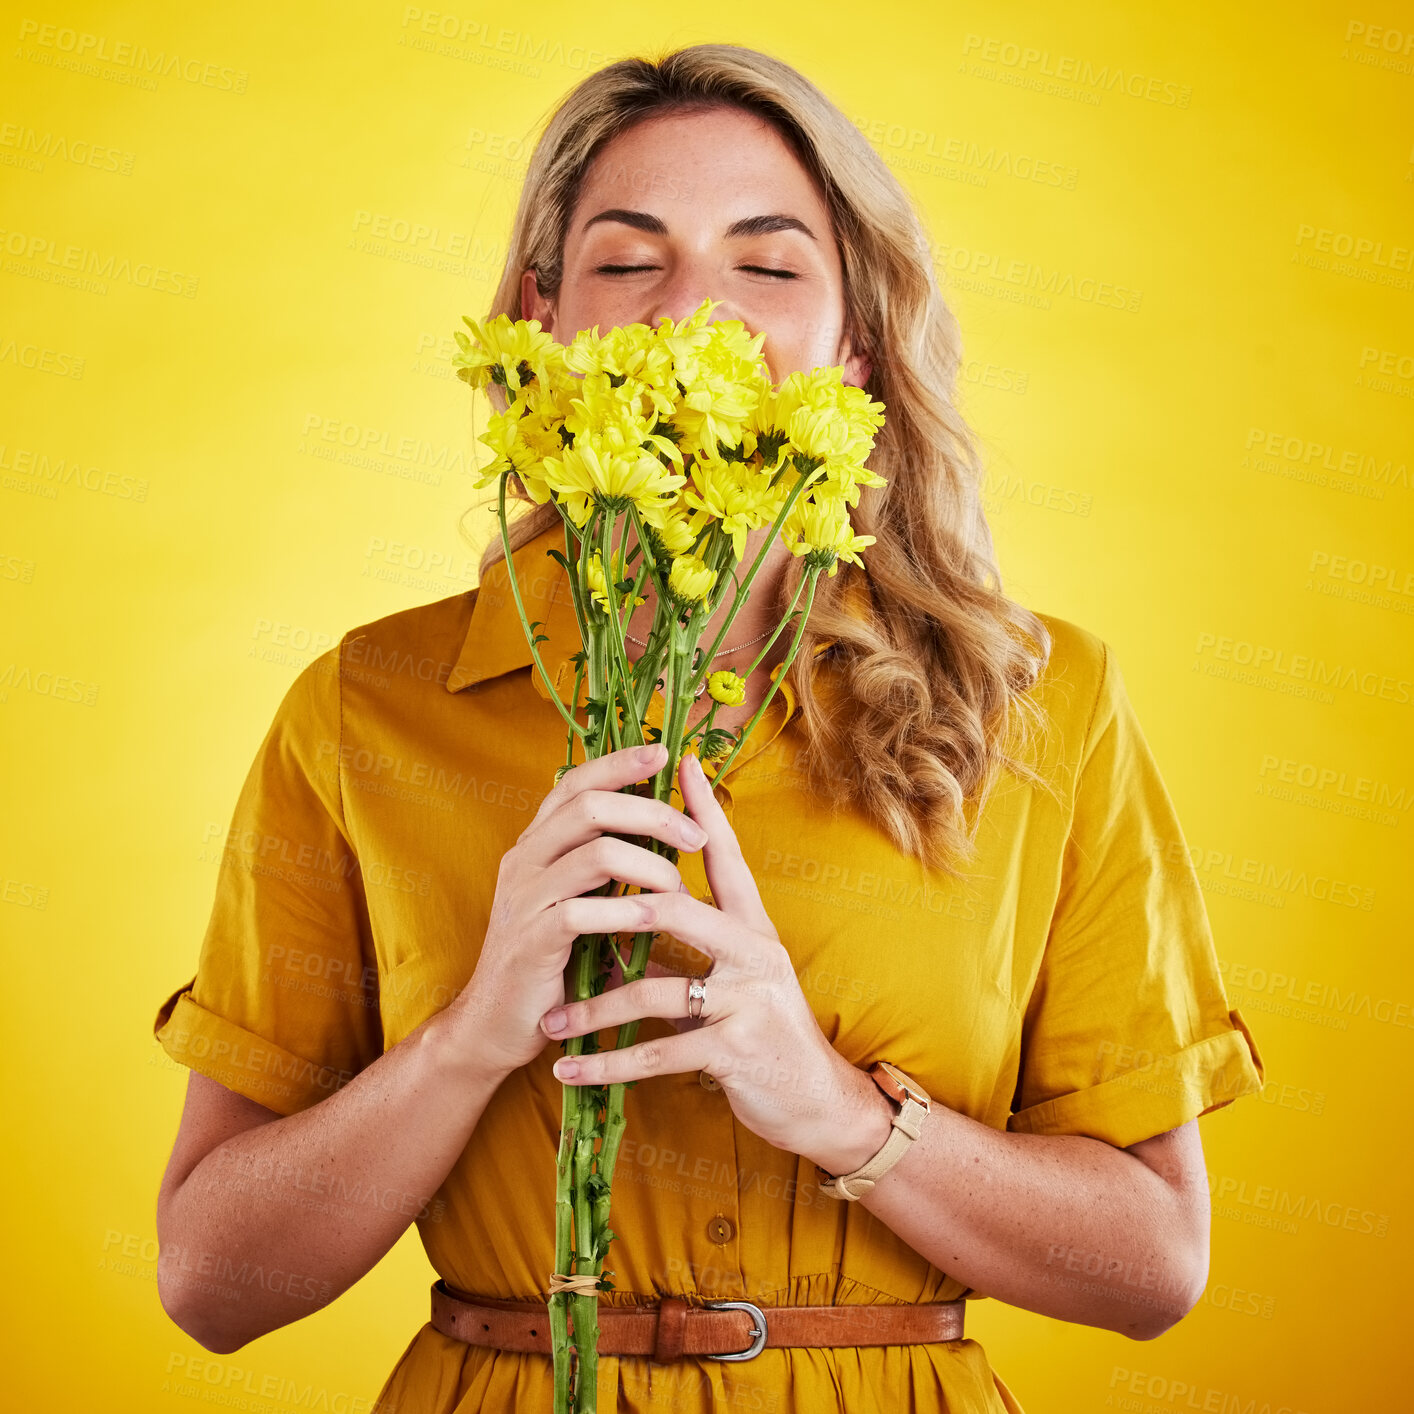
(570, 105, 829, 231)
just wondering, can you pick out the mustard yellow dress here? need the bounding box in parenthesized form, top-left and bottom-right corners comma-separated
(154, 521, 1265, 1413)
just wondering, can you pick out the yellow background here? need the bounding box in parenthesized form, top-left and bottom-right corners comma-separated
(4, 2, 1411, 1409)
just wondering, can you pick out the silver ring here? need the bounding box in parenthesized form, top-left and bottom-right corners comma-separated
(686, 974, 708, 1021)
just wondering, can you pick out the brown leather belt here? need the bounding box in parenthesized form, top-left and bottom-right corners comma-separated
(430, 1280, 965, 1362)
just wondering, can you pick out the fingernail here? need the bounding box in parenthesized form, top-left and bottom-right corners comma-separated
(543, 1008, 567, 1033)
(553, 1058, 578, 1080)
(638, 744, 661, 766)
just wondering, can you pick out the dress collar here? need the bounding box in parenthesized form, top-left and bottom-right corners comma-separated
(446, 518, 873, 708)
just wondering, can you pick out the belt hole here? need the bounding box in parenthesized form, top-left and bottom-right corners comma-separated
(482, 1323, 489, 1331)
(530, 1329, 537, 1336)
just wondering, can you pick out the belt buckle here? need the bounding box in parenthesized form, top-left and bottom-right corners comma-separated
(701, 1298, 768, 1361)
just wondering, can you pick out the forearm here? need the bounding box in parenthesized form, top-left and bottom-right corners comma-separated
(159, 1010, 509, 1351)
(815, 1081, 1202, 1339)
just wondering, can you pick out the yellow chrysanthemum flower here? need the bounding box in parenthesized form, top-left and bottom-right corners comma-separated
(706, 670, 746, 706)
(681, 453, 787, 562)
(652, 300, 769, 458)
(668, 553, 717, 603)
(673, 349, 767, 457)
(755, 367, 886, 466)
(541, 434, 687, 529)
(453, 314, 564, 407)
(471, 408, 556, 501)
(637, 501, 698, 557)
(781, 492, 877, 576)
(565, 324, 680, 420)
(584, 549, 645, 613)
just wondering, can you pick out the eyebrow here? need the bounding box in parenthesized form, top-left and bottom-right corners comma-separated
(580, 208, 818, 241)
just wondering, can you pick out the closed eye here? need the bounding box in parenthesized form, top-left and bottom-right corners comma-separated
(594, 263, 799, 280)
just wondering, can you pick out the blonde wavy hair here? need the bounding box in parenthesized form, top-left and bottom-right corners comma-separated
(465, 42, 1056, 879)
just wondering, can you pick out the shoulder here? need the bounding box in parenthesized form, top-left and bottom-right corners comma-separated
(325, 589, 477, 692)
(1027, 610, 1115, 742)
(268, 590, 477, 741)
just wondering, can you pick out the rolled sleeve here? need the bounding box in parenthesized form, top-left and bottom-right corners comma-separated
(1009, 642, 1266, 1149)
(153, 644, 382, 1116)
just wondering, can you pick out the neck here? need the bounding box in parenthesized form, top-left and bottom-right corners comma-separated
(622, 525, 792, 671)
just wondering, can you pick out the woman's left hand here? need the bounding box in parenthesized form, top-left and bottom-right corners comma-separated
(538, 750, 888, 1175)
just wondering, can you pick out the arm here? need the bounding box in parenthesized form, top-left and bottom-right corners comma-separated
(156, 1005, 508, 1354)
(820, 1074, 1210, 1341)
(157, 742, 701, 1355)
(537, 750, 1211, 1342)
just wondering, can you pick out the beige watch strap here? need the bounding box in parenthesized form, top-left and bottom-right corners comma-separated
(818, 1092, 929, 1200)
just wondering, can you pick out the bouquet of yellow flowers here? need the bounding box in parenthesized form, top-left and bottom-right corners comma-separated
(452, 297, 885, 1411)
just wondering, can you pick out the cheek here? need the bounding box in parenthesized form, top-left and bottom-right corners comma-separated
(551, 279, 637, 344)
(758, 312, 839, 382)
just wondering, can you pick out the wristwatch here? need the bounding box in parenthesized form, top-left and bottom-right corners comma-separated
(816, 1061, 932, 1200)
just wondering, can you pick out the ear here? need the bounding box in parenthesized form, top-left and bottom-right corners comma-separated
(839, 324, 873, 389)
(520, 267, 556, 335)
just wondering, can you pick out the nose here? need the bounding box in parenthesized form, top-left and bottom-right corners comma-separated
(639, 261, 776, 381)
(643, 257, 735, 331)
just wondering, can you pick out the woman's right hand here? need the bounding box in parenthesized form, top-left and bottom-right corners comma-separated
(447, 741, 709, 1078)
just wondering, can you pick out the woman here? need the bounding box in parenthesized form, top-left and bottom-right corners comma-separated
(153, 43, 1265, 1414)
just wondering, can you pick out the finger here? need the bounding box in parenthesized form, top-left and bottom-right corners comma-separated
(523, 779, 709, 872)
(541, 975, 718, 1041)
(532, 892, 657, 956)
(533, 835, 685, 912)
(529, 741, 666, 830)
(678, 751, 775, 934)
(604, 955, 683, 992)
(551, 1027, 718, 1086)
(633, 890, 748, 972)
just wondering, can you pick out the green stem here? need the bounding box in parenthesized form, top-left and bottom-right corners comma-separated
(569, 929, 606, 1412)
(497, 473, 590, 742)
(737, 560, 812, 684)
(710, 568, 822, 781)
(599, 509, 646, 751)
(561, 514, 591, 649)
(681, 463, 825, 700)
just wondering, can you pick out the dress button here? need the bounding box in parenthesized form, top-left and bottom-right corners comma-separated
(699, 1070, 721, 1091)
(707, 1215, 735, 1244)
